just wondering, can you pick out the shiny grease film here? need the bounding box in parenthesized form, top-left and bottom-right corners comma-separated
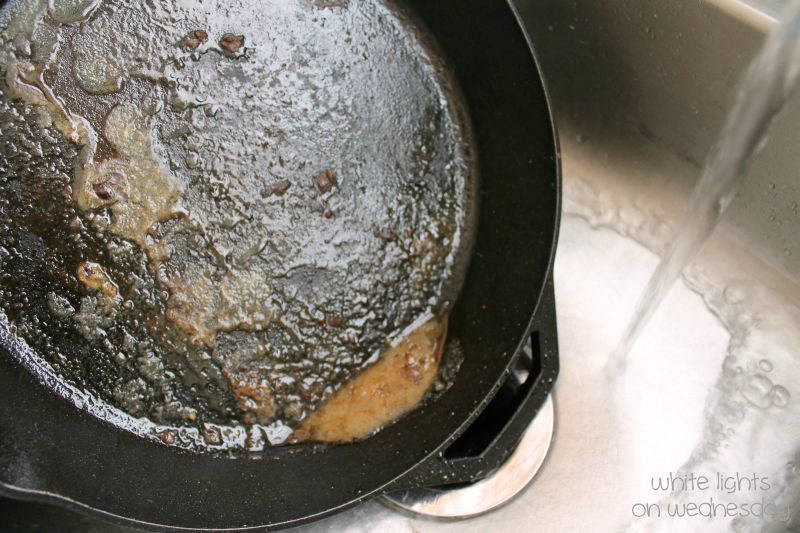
(0, 0, 476, 451)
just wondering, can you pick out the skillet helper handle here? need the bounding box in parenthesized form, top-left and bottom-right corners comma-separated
(389, 276, 559, 491)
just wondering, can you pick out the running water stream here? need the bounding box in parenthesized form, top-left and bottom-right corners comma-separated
(610, 0, 800, 372)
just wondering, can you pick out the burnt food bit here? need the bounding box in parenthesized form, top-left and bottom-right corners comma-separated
(90, 172, 127, 203)
(219, 33, 244, 55)
(262, 179, 291, 198)
(92, 181, 114, 201)
(374, 228, 398, 242)
(313, 169, 336, 193)
(182, 30, 208, 50)
(76, 261, 118, 298)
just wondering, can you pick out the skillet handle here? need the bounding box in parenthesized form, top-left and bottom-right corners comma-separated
(387, 275, 559, 492)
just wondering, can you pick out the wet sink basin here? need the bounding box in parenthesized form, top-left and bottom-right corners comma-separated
(518, 0, 800, 284)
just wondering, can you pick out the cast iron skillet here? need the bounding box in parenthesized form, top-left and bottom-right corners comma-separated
(0, 0, 561, 530)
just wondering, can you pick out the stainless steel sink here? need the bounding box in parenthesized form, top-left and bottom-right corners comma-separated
(514, 3, 800, 532)
(517, 0, 800, 284)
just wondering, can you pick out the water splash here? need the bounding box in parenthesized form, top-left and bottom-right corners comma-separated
(609, 0, 800, 373)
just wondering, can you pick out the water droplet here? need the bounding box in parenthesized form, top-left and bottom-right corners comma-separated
(51, 0, 101, 24)
(185, 152, 200, 169)
(759, 359, 773, 372)
(145, 99, 163, 116)
(771, 385, 790, 407)
(741, 373, 774, 408)
(723, 285, 744, 304)
(754, 135, 769, 154)
(8, 30, 31, 56)
(204, 104, 220, 118)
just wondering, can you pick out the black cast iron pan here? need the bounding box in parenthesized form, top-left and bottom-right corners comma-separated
(0, 0, 561, 530)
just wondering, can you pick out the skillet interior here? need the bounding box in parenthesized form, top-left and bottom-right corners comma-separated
(0, 0, 478, 447)
(0, 0, 560, 529)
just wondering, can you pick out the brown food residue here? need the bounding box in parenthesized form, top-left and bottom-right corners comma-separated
(92, 181, 114, 200)
(326, 315, 345, 327)
(159, 430, 177, 445)
(201, 424, 222, 446)
(374, 228, 398, 242)
(76, 261, 118, 298)
(182, 30, 208, 50)
(262, 179, 291, 197)
(224, 369, 278, 424)
(293, 315, 447, 443)
(313, 169, 336, 193)
(90, 172, 127, 203)
(219, 33, 244, 55)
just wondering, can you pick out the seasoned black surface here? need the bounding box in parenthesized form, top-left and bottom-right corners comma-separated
(0, 0, 560, 529)
(0, 498, 141, 533)
(0, 0, 476, 450)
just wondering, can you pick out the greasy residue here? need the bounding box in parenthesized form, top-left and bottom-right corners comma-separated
(0, 0, 476, 451)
